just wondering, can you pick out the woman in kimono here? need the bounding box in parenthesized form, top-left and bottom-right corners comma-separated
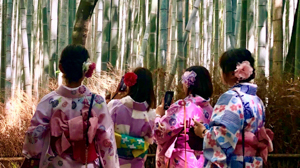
(194, 48, 273, 168)
(22, 45, 119, 168)
(154, 66, 214, 168)
(107, 67, 156, 168)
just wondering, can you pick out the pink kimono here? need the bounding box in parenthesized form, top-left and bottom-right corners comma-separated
(154, 95, 213, 168)
(22, 85, 120, 168)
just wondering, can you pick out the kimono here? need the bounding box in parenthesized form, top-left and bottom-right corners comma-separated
(22, 85, 120, 168)
(203, 83, 273, 168)
(107, 96, 156, 168)
(154, 95, 213, 168)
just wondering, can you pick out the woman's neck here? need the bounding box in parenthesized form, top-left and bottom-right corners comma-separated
(65, 82, 82, 88)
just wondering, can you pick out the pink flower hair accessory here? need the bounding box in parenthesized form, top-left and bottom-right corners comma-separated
(181, 71, 197, 87)
(234, 61, 253, 81)
(83, 61, 96, 78)
(124, 72, 138, 87)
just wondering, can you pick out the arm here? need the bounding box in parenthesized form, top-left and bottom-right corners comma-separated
(153, 104, 184, 145)
(22, 93, 54, 159)
(203, 92, 244, 168)
(94, 98, 120, 168)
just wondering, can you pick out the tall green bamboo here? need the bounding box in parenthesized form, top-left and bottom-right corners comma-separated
(213, 0, 219, 77)
(256, 0, 267, 77)
(101, 0, 111, 71)
(294, 0, 300, 77)
(58, 0, 69, 84)
(208, 0, 213, 71)
(110, 0, 119, 67)
(27, 0, 33, 76)
(176, 0, 184, 83)
(234, 0, 241, 46)
(240, 0, 247, 48)
(0, 0, 6, 93)
(69, 0, 76, 44)
(124, 0, 132, 70)
(50, 0, 58, 77)
(32, 0, 39, 98)
(96, 0, 103, 73)
(226, 0, 235, 48)
(131, 0, 139, 67)
(183, 0, 189, 65)
(203, 0, 208, 67)
(157, 0, 169, 98)
(11, 0, 18, 97)
(272, 0, 283, 78)
(3, 0, 13, 101)
(42, 0, 49, 78)
(146, 0, 157, 71)
(21, 0, 32, 97)
(183, 0, 201, 46)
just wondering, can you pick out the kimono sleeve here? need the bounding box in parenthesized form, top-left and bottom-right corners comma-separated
(22, 92, 54, 159)
(94, 96, 120, 168)
(203, 92, 244, 168)
(153, 103, 184, 145)
(143, 109, 156, 144)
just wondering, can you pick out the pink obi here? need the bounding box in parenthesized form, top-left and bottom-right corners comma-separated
(234, 127, 274, 163)
(50, 107, 100, 164)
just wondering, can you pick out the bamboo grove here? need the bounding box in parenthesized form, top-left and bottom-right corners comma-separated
(0, 0, 300, 102)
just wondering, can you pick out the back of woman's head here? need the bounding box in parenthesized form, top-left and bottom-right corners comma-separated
(185, 66, 213, 100)
(59, 44, 90, 83)
(219, 48, 255, 82)
(128, 67, 156, 109)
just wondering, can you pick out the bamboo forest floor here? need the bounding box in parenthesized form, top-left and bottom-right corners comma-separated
(0, 72, 300, 168)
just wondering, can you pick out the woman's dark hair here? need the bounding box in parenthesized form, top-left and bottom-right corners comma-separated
(128, 67, 156, 109)
(59, 44, 90, 83)
(219, 48, 255, 82)
(185, 66, 213, 100)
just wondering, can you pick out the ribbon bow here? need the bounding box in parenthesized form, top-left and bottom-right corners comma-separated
(50, 107, 99, 163)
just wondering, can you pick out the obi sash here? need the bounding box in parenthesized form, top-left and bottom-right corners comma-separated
(115, 132, 149, 159)
(234, 127, 274, 163)
(50, 107, 99, 164)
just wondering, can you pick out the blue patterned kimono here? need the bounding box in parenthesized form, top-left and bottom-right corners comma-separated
(203, 83, 272, 168)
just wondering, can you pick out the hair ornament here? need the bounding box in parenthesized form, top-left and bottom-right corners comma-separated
(124, 72, 138, 87)
(181, 71, 197, 87)
(234, 61, 253, 81)
(82, 60, 96, 78)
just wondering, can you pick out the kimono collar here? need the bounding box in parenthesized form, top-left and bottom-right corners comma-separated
(231, 83, 258, 96)
(56, 85, 92, 98)
(120, 96, 149, 111)
(184, 94, 211, 108)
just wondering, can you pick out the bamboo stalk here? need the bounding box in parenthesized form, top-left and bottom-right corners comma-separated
(21, 0, 32, 97)
(239, 0, 247, 48)
(101, 0, 111, 71)
(213, 0, 219, 77)
(110, 0, 119, 67)
(157, 0, 169, 98)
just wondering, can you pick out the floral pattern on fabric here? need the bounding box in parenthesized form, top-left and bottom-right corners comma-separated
(22, 85, 120, 168)
(203, 83, 266, 168)
(154, 95, 213, 168)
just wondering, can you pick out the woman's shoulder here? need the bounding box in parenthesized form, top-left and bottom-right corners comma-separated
(215, 89, 240, 106)
(38, 91, 59, 104)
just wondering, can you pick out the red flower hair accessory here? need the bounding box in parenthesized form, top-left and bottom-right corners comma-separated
(83, 61, 96, 78)
(124, 72, 137, 87)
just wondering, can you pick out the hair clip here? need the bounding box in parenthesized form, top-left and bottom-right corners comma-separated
(181, 71, 197, 87)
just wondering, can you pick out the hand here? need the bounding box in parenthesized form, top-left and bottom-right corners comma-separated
(156, 99, 166, 117)
(193, 119, 207, 138)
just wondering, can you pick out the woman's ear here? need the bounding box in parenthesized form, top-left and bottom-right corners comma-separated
(59, 64, 65, 73)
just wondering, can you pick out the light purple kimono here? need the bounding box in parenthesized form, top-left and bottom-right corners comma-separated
(107, 96, 156, 168)
(22, 85, 120, 168)
(154, 95, 213, 168)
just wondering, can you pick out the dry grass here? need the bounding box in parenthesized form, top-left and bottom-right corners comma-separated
(0, 72, 299, 167)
